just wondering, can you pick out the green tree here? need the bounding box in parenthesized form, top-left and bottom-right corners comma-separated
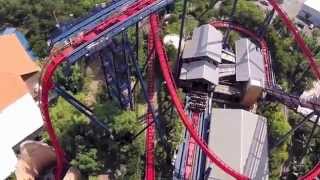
(94, 102, 145, 179)
(269, 144, 289, 179)
(155, 81, 183, 178)
(165, 44, 177, 62)
(71, 148, 103, 175)
(46, 91, 145, 178)
(263, 104, 291, 143)
(188, 0, 219, 24)
(266, 27, 315, 93)
(312, 29, 320, 37)
(219, 0, 265, 30)
(260, 103, 291, 179)
(54, 62, 85, 93)
(0, 0, 106, 57)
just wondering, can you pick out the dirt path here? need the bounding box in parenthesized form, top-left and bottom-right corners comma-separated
(84, 57, 105, 107)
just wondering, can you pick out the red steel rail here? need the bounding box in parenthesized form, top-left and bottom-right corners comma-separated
(145, 21, 156, 180)
(39, 0, 320, 179)
(300, 163, 320, 180)
(210, 19, 320, 179)
(39, 1, 160, 179)
(184, 112, 200, 179)
(149, 14, 249, 180)
(266, 1, 320, 179)
(267, 0, 320, 80)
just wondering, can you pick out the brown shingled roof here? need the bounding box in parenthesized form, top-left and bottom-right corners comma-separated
(0, 34, 40, 111)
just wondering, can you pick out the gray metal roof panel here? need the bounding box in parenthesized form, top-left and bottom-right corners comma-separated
(206, 108, 269, 179)
(179, 60, 219, 85)
(235, 38, 265, 87)
(182, 24, 223, 63)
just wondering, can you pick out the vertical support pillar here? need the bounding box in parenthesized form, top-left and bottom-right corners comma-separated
(175, 0, 188, 80)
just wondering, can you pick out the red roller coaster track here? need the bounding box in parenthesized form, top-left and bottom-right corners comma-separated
(267, 0, 320, 81)
(39, 1, 160, 179)
(149, 14, 250, 180)
(184, 112, 200, 179)
(267, 0, 320, 178)
(39, 0, 320, 179)
(300, 162, 320, 180)
(145, 20, 156, 180)
(209, 20, 273, 87)
(151, 0, 320, 177)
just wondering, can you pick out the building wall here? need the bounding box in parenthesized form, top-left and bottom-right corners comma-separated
(179, 60, 219, 85)
(235, 38, 265, 87)
(206, 109, 269, 180)
(242, 110, 269, 179)
(299, 4, 320, 26)
(21, 72, 40, 98)
(0, 93, 43, 179)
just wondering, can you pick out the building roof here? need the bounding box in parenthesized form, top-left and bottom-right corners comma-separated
(207, 109, 269, 179)
(304, 0, 320, 13)
(0, 34, 39, 76)
(0, 34, 40, 110)
(0, 33, 42, 178)
(2, 27, 17, 35)
(0, 73, 29, 111)
(179, 60, 219, 85)
(182, 24, 223, 63)
(1, 28, 38, 60)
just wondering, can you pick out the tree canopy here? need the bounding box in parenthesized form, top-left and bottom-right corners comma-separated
(0, 0, 106, 57)
(3, 0, 320, 178)
(260, 103, 291, 179)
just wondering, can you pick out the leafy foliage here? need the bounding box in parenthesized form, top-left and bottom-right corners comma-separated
(266, 28, 315, 92)
(54, 62, 85, 93)
(188, 0, 219, 24)
(71, 148, 103, 174)
(0, 0, 107, 57)
(46, 92, 144, 178)
(155, 81, 183, 178)
(164, 15, 199, 36)
(260, 103, 291, 179)
(269, 144, 289, 179)
(264, 104, 291, 142)
(4, 0, 320, 178)
(219, 0, 265, 30)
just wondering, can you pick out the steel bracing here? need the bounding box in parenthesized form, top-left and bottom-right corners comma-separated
(39, 0, 320, 179)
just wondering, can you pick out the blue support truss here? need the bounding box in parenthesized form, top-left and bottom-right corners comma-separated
(99, 40, 132, 109)
(100, 48, 124, 107)
(52, 0, 175, 116)
(123, 33, 169, 148)
(54, 84, 110, 131)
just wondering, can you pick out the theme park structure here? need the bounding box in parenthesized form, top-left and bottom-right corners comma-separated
(39, 0, 320, 179)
